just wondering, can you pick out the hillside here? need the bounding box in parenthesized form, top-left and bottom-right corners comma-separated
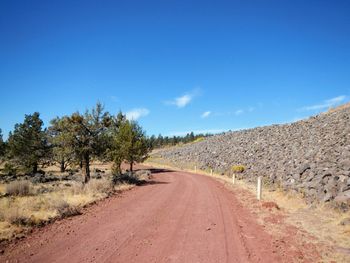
(154, 104, 350, 206)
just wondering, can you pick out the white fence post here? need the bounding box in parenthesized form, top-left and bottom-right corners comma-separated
(232, 173, 236, 184)
(257, 176, 262, 200)
(210, 169, 213, 176)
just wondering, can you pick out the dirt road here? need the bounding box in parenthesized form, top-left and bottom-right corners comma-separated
(2, 169, 295, 262)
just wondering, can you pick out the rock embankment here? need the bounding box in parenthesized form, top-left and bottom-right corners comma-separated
(155, 105, 350, 206)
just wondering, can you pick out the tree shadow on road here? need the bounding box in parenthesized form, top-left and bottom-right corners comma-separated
(148, 168, 175, 174)
(139, 180, 169, 186)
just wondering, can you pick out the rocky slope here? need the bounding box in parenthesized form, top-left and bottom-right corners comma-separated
(155, 104, 350, 206)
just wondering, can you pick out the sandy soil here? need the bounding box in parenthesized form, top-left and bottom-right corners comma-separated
(0, 168, 319, 263)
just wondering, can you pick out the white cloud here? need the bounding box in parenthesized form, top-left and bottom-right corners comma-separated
(125, 108, 150, 120)
(201, 111, 211, 118)
(299, 95, 347, 111)
(165, 88, 201, 108)
(174, 94, 192, 108)
(234, 109, 244, 115)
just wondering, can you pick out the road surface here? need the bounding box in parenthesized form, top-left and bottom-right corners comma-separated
(2, 169, 288, 263)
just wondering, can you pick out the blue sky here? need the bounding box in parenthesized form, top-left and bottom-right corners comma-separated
(1, 0, 350, 138)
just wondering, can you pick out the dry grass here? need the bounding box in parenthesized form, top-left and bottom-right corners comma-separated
(84, 178, 113, 195)
(0, 184, 5, 195)
(114, 182, 135, 192)
(0, 176, 134, 242)
(327, 102, 350, 114)
(5, 180, 33, 196)
(0, 222, 22, 242)
(0, 161, 152, 243)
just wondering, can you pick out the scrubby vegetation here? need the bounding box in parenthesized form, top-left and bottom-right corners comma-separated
(0, 102, 152, 243)
(0, 166, 152, 242)
(5, 181, 33, 196)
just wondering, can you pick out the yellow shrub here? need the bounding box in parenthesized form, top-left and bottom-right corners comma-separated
(231, 165, 245, 173)
(193, 137, 205, 143)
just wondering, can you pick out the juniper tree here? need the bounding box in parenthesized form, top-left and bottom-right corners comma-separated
(48, 116, 75, 172)
(0, 129, 5, 159)
(7, 112, 49, 174)
(112, 120, 149, 172)
(147, 135, 156, 149)
(66, 103, 111, 183)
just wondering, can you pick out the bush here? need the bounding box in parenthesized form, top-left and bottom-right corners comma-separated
(113, 172, 140, 185)
(231, 165, 245, 173)
(84, 178, 113, 195)
(5, 180, 32, 196)
(5, 208, 29, 225)
(134, 170, 151, 181)
(192, 137, 204, 143)
(2, 163, 17, 176)
(55, 200, 81, 218)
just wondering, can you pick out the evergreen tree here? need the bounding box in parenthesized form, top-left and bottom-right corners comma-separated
(111, 120, 149, 172)
(189, 132, 195, 141)
(7, 112, 49, 174)
(48, 116, 75, 172)
(0, 129, 5, 159)
(65, 103, 111, 183)
(148, 135, 156, 149)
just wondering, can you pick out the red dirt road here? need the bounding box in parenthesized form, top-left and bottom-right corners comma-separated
(2, 169, 295, 263)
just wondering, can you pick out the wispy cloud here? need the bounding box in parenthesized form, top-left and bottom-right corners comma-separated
(201, 111, 211, 118)
(125, 108, 150, 120)
(298, 95, 347, 111)
(234, 109, 244, 115)
(165, 88, 201, 108)
(282, 116, 308, 124)
(248, 107, 255, 112)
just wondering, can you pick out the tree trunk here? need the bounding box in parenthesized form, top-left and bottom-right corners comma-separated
(33, 163, 38, 174)
(130, 161, 133, 172)
(79, 159, 83, 169)
(60, 159, 65, 173)
(83, 153, 90, 183)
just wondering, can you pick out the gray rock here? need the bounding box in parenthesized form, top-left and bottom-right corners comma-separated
(298, 164, 311, 175)
(334, 190, 350, 202)
(339, 160, 350, 170)
(323, 192, 333, 202)
(339, 182, 350, 192)
(155, 104, 350, 207)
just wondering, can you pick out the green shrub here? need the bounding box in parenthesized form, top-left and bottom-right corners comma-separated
(2, 163, 17, 176)
(231, 165, 245, 173)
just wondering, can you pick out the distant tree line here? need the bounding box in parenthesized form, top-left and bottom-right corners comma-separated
(146, 132, 212, 149)
(0, 103, 149, 183)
